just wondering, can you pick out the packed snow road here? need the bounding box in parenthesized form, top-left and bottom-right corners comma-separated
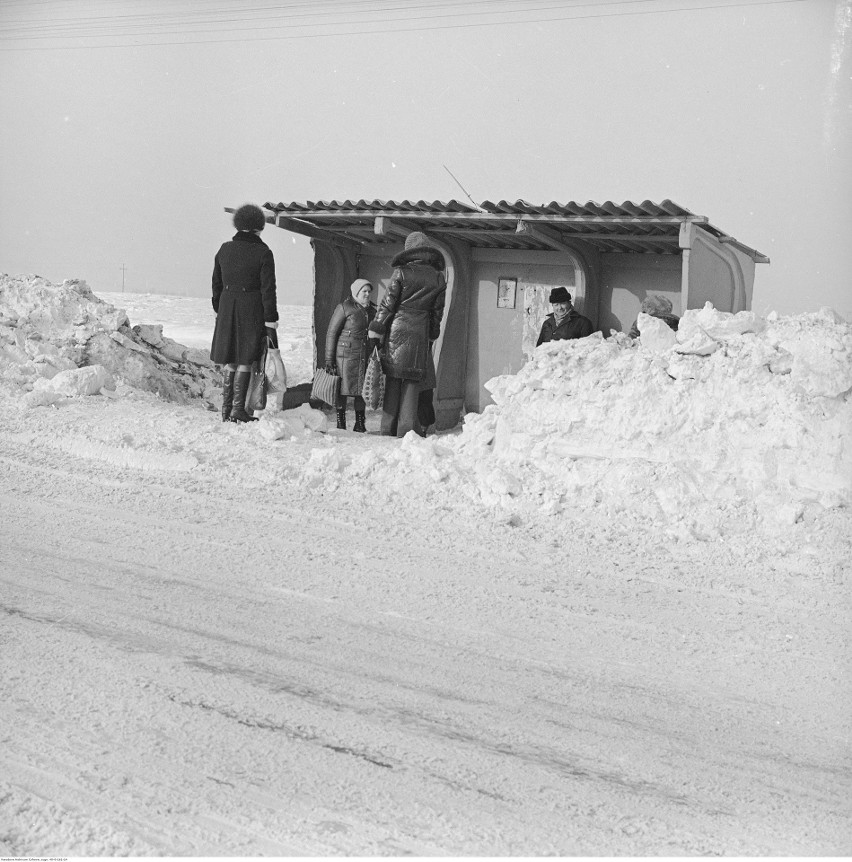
(1, 414, 849, 856)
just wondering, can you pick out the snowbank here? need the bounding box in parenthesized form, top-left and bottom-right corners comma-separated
(1, 274, 849, 541)
(451, 304, 851, 536)
(0, 274, 221, 407)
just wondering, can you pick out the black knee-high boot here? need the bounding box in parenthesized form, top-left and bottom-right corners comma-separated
(221, 369, 235, 422)
(230, 370, 258, 423)
(353, 411, 366, 432)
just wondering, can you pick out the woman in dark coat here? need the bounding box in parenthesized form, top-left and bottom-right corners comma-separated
(324, 278, 376, 432)
(368, 232, 446, 438)
(210, 203, 279, 423)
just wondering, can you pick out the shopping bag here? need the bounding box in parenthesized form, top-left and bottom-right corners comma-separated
(361, 347, 385, 411)
(245, 337, 269, 413)
(264, 345, 288, 411)
(311, 366, 340, 407)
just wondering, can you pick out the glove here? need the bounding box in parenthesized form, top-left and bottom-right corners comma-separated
(367, 338, 381, 354)
(265, 326, 278, 349)
(325, 361, 337, 375)
(429, 340, 435, 354)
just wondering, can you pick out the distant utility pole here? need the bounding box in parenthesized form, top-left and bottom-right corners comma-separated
(120, 264, 127, 292)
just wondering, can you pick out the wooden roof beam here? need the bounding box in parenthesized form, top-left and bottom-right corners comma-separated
(548, 232, 678, 244)
(271, 213, 362, 251)
(516, 220, 583, 253)
(718, 235, 771, 264)
(373, 216, 421, 239)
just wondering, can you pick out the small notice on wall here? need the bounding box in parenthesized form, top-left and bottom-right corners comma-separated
(522, 283, 552, 358)
(497, 277, 517, 309)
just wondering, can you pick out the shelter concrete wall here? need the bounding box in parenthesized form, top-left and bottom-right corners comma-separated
(465, 248, 582, 412)
(685, 228, 755, 313)
(598, 253, 682, 337)
(312, 241, 357, 369)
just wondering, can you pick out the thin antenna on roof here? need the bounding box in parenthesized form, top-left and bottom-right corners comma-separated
(443, 164, 484, 211)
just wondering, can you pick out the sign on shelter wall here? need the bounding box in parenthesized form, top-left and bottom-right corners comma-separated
(522, 284, 553, 358)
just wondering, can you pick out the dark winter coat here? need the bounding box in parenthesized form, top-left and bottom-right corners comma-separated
(627, 312, 680, 339)
(536, 308, 595, 346)
(369, 247, 446, 381)
(325, 296, 377, 397)
(210, 232, 278, 366)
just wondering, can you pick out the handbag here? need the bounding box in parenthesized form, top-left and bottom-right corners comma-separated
(361, 346, 385, 411)
(311, 366, 341, 407)
(245, 336, 270, 413)
(264, 342, 288, 411)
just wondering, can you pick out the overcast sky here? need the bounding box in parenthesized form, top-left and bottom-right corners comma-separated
(1, 0, 849, 317)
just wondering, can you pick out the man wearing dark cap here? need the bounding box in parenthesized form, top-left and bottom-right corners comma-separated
(535, 286, 594, 346)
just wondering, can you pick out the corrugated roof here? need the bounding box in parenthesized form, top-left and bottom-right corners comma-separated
(479, 198, 696, 218)
(266, 199, 481, 214)
(257, 198, 768, 261)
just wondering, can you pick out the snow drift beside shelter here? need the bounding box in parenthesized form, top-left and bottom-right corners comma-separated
(456, 304, 851, 536)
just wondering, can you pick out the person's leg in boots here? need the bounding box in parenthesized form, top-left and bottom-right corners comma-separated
(336, 393, 347, 430)
(395, 379, 421, 437)
(221, 366, 235, 422)
(230, 364, 258, 423)
(353, 396, 367, 432)
(381, 377, 401, 436)
(417, 387, 435, 436)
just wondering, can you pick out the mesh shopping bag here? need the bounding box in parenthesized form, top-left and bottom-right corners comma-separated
(245, 337, 269, 413)
(361, 346, 385, 411)
(311, 366, 341, 407)
(264, 343, 288, 411)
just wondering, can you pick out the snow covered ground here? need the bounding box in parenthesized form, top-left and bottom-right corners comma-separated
(1, 274, 850, 855)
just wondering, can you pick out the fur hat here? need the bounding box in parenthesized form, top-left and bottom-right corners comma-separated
(233, 204, 266, 232)
(404, 231, 432, 251)
(641, 294, 673, 315)
(549, 286, 571, 304)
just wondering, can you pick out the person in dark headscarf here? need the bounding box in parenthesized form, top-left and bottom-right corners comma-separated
(368, 232, 446, 437)
(210, 203, 278, 423)
(324, 278, 376, 432)
(535, 286, 594, 346)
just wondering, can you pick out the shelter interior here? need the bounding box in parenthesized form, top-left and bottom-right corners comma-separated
(228, 199, 768, 429)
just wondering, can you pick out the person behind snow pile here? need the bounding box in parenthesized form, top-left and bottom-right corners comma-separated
(627, 294, 680, 339)
(210, 203, 279, 423)
(368, 231, 446, 438)
(535, 286, 594, 346)
(324, 278, 377, 432)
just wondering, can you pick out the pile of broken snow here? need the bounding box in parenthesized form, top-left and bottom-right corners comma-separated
(454, 304, 852, 534)
(0, 274, 220, 408)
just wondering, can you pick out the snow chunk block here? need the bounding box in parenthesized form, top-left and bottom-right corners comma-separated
(21, 364, 114, 407)
(637, 313, 678, 352)
(790, 339, 852, 398)
(257, 412, 307, 441)
(256, 403, 328, 440)
(133, 323, 165, 347)
(678, 303, 764, 344)
(32, 364, 114, 397)
(292, 403, 328, 433)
